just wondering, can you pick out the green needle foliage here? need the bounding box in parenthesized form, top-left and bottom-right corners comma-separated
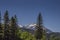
(0, 11, 3, 40)
(34, 13, 43, 40)
(4, 10, 10, 40)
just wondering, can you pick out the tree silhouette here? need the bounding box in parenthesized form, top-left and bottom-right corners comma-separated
(35, 13, 43, 40)
(10, 16, 19, 40)
(4, 10, 10, 40)
(0, 12, 3, 40)
(3, 10, 22, 40)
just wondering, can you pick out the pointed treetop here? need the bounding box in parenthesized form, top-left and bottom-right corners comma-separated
(5, 10, 8, 14)
(14, 15, 17, 19)
(4, 10, 9, 21)
(38, 12, 42, 18)
(0, 11, 1, 23)
(14, 15, 17, 21)
(4, 10, 9, 17)
(11, 16, 15, 22)
(37, 12, 43, 24)
(11, 16, 14, 20)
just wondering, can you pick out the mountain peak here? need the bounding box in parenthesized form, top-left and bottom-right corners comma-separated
(19, 24, 52, 33)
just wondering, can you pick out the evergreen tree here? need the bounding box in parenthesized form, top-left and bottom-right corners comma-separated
(14, 15, 18, 30)
(0, 12, 3, 40)
(10, 16, 18, 40)
(35, 13, 43, 40)
(14, 15, 23, 40)
(4, 10, 10, 40)
(10, 16, 22, 40)
(14, 15, 18, 39)
(0, 12, 1, 31)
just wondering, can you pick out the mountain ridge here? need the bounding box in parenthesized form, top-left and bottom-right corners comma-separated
(19, 24, 52, 33)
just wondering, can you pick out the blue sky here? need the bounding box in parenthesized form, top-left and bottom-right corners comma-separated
(0, 0, 60, 32)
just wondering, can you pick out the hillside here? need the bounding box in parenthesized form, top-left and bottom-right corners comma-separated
(18, 24, 60, 40)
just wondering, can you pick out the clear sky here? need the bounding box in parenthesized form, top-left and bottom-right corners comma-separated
(0, 0, 60, 32)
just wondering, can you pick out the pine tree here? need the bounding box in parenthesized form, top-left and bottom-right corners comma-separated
(4, 10, 10, 40)
(14, 15, 22, 40)
(10, 16, 22, 40)
(0, 11, 1, 31)
(35, 13, 43, 40)
(0, 12, 3, 40)
(14, 15, 23, 40)
(14, 15, 18, 30)
(14, 15, 18, 40)
(10, 16, 17, 40)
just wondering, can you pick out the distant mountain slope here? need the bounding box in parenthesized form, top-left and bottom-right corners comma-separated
(19, 24, 52, 34)
(19, 24, 60, 40)
(25, 24, 52, 33)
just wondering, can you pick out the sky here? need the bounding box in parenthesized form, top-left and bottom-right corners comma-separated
(0, 0, 60, 32)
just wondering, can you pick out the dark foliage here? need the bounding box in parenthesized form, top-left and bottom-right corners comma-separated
(35, 13, 43, 40)
(0, 10, 22, 40)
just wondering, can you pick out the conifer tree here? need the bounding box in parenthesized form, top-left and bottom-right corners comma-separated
(14, 15, 18, 39)
(0, 12, 3, 40)
(0, 12, 1, 31)
(10, 16, 22, 40)
(35, 13, 43, 40)
(4, 10, 10, 40)
(14, 15, 22, 40)
(10, 17, 17, 40)
(14, 15, 18, 30)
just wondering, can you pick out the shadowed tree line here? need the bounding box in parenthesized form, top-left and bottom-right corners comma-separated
(0, 10, 22, 40)
(0, 10, 44, 40)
